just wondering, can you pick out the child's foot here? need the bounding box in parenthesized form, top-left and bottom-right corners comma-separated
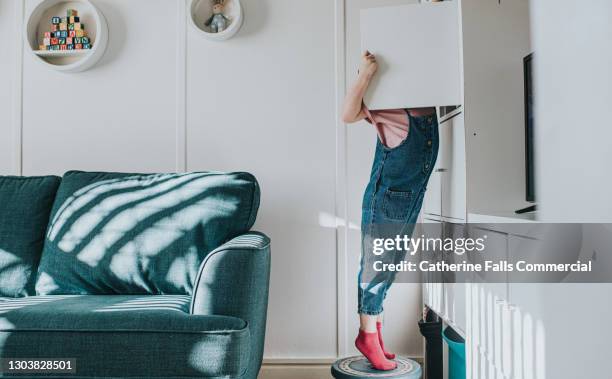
(355, 329, 397, 371)
(377, 321, 396, 360)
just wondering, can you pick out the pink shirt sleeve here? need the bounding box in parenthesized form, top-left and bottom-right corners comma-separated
(361, 102, 410, 148)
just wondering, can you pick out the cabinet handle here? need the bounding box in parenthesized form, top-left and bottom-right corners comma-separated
(436, 168, 448, 173)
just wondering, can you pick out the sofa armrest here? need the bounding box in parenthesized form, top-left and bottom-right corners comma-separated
(190, 232, 271, 379)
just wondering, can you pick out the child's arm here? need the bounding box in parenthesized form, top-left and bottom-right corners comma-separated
(342, 51, 378, 124)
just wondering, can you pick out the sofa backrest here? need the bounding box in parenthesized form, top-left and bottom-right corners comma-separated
(35, 171, 260, 295)
(0, 176, 61, 297)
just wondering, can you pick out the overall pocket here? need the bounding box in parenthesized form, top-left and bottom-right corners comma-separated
(382, 189, 414, 221)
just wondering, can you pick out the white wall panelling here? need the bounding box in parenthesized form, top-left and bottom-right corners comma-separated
(1, 0, 427, 362)
(185, 0, 339, 359)
(1, 0, 23, 175)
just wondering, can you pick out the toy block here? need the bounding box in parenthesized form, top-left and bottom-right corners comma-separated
(75, 44, 83, 50)
(52, 45, 60, 51)
(83, 43, 91, 49)
(43, 38, 51, 46)
(82, 37, 90, 44)
(69, 16, 80, 23)
(50, 38, 59, 45)
(75, 30, 85, 38)
(38, 44, 46, 50)
(58, 38, 66, 45)
(67, 9, 78, 17)
(59, 30, 68, 38)
(47, 46, 52, 51)
(60, 45, 67, 50)
(69, 31, 76, 38)
(66, 37, 73, 45)
(44, 32, 51, 38)
(74, 37, 81, 44)
(68, 23, 74, 31)
(51, 17, 61, 24)
(51, 25, 59, 32)
(67, 44, 74, 50)
(72, 22, 83, 31)
(59, 23, 67, 31)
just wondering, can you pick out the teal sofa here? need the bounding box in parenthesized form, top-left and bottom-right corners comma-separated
(0, 171, 271, 378)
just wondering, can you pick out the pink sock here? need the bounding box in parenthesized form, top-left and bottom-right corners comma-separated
(377, 321, 396, 359)
(355, 329, 397, 371)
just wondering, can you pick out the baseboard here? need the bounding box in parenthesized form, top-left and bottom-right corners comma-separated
(258, 363, 332, 379)
(258, 357, 424, 379)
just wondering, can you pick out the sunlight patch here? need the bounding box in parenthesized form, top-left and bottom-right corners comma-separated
(57, 173, 199, 251)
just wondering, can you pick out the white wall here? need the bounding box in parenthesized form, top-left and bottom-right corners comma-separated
(0, 0, 424, 362)
(185, 0, 338, 359)
(21, 0, 178, 174)
(0, 0, 17, 174)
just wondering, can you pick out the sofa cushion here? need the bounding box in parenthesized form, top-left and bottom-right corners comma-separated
(0, 176, 61, 297)
(36, 171, 260, 295)
(0, 295, 250, 378)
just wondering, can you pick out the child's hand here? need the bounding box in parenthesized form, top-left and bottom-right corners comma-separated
(359, 51, 378, 79)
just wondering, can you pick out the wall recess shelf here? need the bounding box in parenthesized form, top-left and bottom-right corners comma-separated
(189, 0, 243, 41)
(25, 0, 108, 73)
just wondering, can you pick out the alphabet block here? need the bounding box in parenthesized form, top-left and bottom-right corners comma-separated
(83, 43, 91, 49)
(58, 38, 66, 45)
(51, 25, 59, 32)
(51, 17, 60, 24)
(59, 23, 67, 31)
(67, 44, 74, 50)
(39, 44, 46, 50)
(44, 32, 51, 38)
(82, 37, 90, 44)
(69, 16, 80, 23)
(73, 23, 83, 31)
(69, 31, 76, 38)
(75, 30, 85, 38)
(60, 45, 67, 50)
(75, 44, 83, 50)
(43, 38, 51, 46)
(66, 37, 73, 45)
(74, 37, 82, 44)
(67, 9, 78, 17)
(68, 23, 74, 31)
(50, 38, 59, 45)
(60, 30, 68, 38)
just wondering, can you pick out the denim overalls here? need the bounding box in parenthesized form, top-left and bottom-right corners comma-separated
(358, 111, 439, 315)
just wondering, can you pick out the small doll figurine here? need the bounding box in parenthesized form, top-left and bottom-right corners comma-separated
(205, 0, 230, 33)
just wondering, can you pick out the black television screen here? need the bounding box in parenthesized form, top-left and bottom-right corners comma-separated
(524, 53, 535, 202)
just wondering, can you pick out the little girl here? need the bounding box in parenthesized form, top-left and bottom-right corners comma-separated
(342, 51, 439, 370)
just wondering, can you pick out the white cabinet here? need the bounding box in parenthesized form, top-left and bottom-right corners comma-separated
(360, 1, 463, 110)
(421, 0, 532, 222)
(424, 112, 467, 221)
(441, 113, 467, 221)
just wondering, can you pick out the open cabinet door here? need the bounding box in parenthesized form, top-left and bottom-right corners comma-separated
(361, 1, 462, 110)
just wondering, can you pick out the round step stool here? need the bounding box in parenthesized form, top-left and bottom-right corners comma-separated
(331, 356, 422, 379)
